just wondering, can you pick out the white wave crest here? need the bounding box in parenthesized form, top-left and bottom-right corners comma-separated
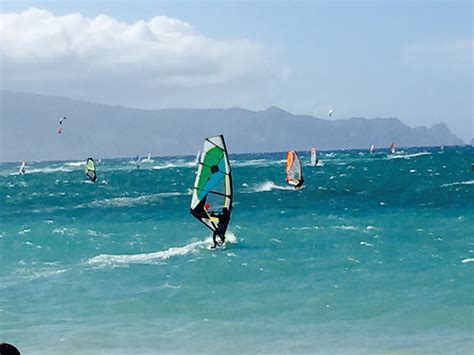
(231, 159, 283, 167)
(88, 232, 238, 267)
(63, 161, 85, 167)
(441, 180, 474, 188)
(332, 225, 358, 231)
(461, 258, 474, 264)
(387, 152, 431, 160)
(88, 242, 204, 267)
(247, 180, 295, 192)
(24, 166, 73, 174)
(14, 266, 68, 280)
(87, 192, 183, 208)
(153, 162, 186, 170)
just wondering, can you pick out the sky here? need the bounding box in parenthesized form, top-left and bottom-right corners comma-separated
(1, 0, 472, 142)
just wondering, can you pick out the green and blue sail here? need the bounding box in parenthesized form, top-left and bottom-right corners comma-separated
(190, 135, 233, 233)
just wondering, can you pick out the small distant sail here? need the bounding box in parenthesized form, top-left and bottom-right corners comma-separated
(388, 142, 396, 155)
(328, 109, 334, 117)
(369, 144, 375, 154)
(310, 147, 318, 166)
(190, 135, 233, 235)
(141, 153, 154, 163)
(18, 161, 26, 175)
(286, 150, 304, 188)
(84, 158, 97, 182)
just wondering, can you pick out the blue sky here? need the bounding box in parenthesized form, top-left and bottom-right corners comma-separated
(1, 1, 472, 142)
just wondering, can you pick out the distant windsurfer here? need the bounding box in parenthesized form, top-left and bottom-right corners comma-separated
(310, 147, 318, 166)
(18, 161, 26, 175)
(388, 142, 396, 154)
(84, 158, 97, 182)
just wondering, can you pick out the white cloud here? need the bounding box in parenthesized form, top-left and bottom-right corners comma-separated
(0, 8, 286, 108)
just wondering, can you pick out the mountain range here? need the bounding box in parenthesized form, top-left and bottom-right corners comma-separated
(0, 91, 464, 162)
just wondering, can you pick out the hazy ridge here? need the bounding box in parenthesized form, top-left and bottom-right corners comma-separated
(0, 91, 464, 162)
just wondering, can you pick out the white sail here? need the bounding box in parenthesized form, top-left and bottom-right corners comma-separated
(310, 147, 317, 166)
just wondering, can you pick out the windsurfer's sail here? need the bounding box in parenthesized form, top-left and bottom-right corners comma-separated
(84, 158, 97, 182)
(310, 147, 318, 166)
(286, 150, 304, 187)
(141, 153, 154, 164)
(190, 135, 232, 234)
(388, 142, 396, 154)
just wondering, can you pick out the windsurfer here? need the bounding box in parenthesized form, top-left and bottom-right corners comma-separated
(18, 161, 26, 175)
(211, 207, 231, 248)
(294, 176, 304, 188)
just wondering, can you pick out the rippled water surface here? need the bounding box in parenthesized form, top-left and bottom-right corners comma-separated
(1, 146, 473, 354)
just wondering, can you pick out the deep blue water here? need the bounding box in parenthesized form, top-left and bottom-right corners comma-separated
(1, 146, 473, 354)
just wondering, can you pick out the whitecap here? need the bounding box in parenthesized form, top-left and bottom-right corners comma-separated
(88, 241, 204, 267)
(231, 159, 268, 167)
(88, 232, 238, 267)
(63, 161, 85, 167)
(441, 180, 474, 188)
(14, 266, 68, 280)
(461, 258, 474, 264)
(387, 152, 431, 160)
(53, 227, 79, 236)
(85, 192, 183, 208)
(246, 181, 295, 193)
(347, 257, 360, 263)
(25, 166, 73, 174)
(152, 162, 186, 170)
(332, 225, 357, 231)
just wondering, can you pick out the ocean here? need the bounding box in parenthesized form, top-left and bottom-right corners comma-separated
(1, 146, 473, 354)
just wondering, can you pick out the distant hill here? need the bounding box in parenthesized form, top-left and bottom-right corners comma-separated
(0, 91, 464, 162)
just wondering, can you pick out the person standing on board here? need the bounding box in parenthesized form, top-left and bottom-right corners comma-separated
(18, 161, 26, 175)
(211, 207, 231, 248)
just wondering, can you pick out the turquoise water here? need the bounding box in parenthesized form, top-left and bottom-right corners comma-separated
(1, 147, 473, 354)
